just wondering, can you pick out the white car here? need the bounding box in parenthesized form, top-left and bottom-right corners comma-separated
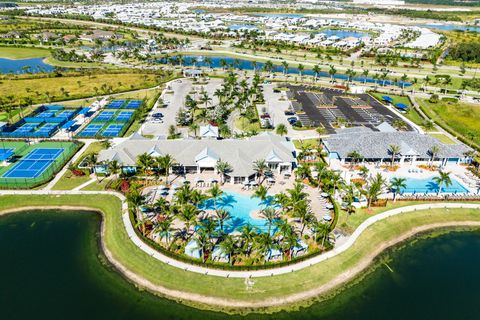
(151, 118, 164, 124)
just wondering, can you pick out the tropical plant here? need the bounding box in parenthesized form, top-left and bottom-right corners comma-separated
(215, 160, 232, 185)
(390, 177, 407, 202)
(432, 170, 452, 195)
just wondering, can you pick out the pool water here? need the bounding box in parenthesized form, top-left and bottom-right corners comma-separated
(394, 177, 469, 194)
(199, 191, 276, 233)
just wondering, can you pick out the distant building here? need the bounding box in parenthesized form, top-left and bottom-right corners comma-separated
(353, 0, 405, 5)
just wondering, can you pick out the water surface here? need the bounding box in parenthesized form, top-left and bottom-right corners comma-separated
(0, 57, 54, 74)
(1, 210, 480, 319)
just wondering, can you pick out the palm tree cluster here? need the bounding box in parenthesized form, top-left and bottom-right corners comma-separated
(177, 72, 264, 137)
(129, 178, 333, 266)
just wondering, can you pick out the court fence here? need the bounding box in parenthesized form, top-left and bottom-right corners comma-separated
(0, 141, 82, 189)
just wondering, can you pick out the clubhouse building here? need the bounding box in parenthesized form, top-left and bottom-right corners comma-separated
(97, 133, 296, 183)
(322, 127, 472, 166)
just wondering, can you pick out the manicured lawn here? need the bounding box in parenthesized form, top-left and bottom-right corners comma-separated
(293, 138, 320, 149)
(51, 170, 91, 190)
(1, 194, 479, 312)
(0, 46, 51, 59)
(81, 179, 108, 191)
(235, 116, 262, 132)
(417, 98, 480, 147)
(370, 92, 425, 127)
(0, 73, 161, 107)
(428, 133, 457, 145)
(74, 141, 106, 167)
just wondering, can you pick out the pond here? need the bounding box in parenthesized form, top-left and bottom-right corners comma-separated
(418, 24, 480, 33)
(1, 210, 480, 319)
(159, 55, 412, 87)
(0, 57, 54, 74)
(320, 29, 369, 39)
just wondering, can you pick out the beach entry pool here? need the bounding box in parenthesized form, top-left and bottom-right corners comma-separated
(393, 177, 469, 194)
(198, 191, 276, 234)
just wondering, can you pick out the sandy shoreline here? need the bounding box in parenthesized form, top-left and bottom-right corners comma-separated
(1, 204, 480, 310)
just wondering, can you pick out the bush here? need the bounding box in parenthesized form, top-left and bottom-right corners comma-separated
(429, 94, 439, 103)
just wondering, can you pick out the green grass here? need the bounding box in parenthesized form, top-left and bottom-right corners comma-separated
(1, 194, 479, 312)
(370, 92, 427, 127)
(293, 138, 320, 149)
(428, 133, 457, 145)
(51, 170, 91, 190)
(74, 141, 106, 167)
(0, 73, 161, 108)
(0, 46, 51, 59)
(81, 179, 108, 191)
(235, 116, 262, 132)
(417, 98, 480, 147)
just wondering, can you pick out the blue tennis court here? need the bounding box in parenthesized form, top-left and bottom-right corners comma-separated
(35, 124, 58, 136)
(36, 111, 55, 118)
(3, 148, 64, 178)
(101, 124, 124, 137)
(106, 100, 126, 109)
(0, 148, 15, 161)
(78, 124, 103, 137)
(57, 110, 75, 118)
(126, 100, 142, 109)
(116, 111, 133, 122)
(14, 123, 39, 134)
(95, 111, 115, 121)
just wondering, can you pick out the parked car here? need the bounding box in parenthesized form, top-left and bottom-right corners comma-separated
(284, 110, 295, 116)
(152, 112, 164, 118)
(151, 118, 163, 123)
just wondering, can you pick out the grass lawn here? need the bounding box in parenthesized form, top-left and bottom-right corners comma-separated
(417, 98, 480, 147)
(369, 92, 426, 127)
(81, 179, 108, 191)
(293, 138, 320, 149)
(51, 170, 91, 190)
(74, 141, 106, 167)
(0, 73, 161, 107)
(235, 116, 262, 132)
(1, 194, 479, 312)
(0, 46, 51, 59)
(428, 133, 457, 145)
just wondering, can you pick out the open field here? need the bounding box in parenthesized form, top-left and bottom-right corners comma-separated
(51, 170, 91, 190)
(428, 133, 457, 145)
(0, 194, 479, 312)
(0, 73, 162, 107)
(0, 46, 50, 59)
(417, 98, 480, 147)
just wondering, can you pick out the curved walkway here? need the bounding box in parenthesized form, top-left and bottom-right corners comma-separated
(2, 189, 479, 278)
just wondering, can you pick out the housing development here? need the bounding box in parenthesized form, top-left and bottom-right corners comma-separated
(0, 0, 480, 318)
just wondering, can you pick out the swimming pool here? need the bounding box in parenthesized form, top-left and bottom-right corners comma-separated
(393, 177, 469, 194)
(198, 191, 276, 234)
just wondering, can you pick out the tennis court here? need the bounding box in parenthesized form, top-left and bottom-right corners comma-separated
(115, 111, 134, 122)
(106, 100, 126, 109)
(101, 124, 124, 137)
(0, 148, 15, 161)
(78, 124, 103, 137)
(14, 123, 39, 134)
(95, 111, 115, 121)
(2, 148, 64, 179)
(125, 100, 142, 109)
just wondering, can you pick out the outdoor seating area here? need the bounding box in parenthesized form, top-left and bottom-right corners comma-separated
(0, 105, 80, 138)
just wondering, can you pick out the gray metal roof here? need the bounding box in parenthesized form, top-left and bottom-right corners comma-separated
(98, 132, 296, 177)
(323, 129, 471, 159)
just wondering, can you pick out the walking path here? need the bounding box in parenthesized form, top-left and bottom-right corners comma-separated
(1, 188, 479, 278)
(72, 178, 97, 191)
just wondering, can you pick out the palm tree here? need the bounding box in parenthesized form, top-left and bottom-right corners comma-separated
(240, 224, 257, 256)
(194, 230, 211, 263)
(219, 235, 236, 265)
(328, 65, 337, 82)
(252, 159, 270, 184)
(260, 207, 278, 235)
(365, 173, 386, 208)
(108, 160, 120, 179)
(215, 160, 232, 185)
(281, 60, 289, 75)
(154, 218, 174, 246)
(136, 152, 154, 174)
(208, 184, 223, 210)
(347, 150, 363, 170)
(298, 63, 304, 79)
(312, 64, 321, 82)
(293, 200, 313, 236)
(432, 171, 452, 195)
(156, 154, 176, 184)
(429, 145, 441, 167)
(254, 233, 274, 263)
(252, 184, 269, 204)
(388, 144, 401, 167)
(276, 123, 288, 136)
(189, 123, 199, 138)
(215, 209, 231, 234)
(127, 190, 145, 221)
(312, 221, 330, 248)
(179, 204, 198, 236)
(390, 177, 407, 202)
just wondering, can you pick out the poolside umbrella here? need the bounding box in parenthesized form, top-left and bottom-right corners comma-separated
(322, 214, 332, 221)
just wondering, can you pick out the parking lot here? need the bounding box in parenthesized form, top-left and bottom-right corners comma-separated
(287, 85, 413, 133)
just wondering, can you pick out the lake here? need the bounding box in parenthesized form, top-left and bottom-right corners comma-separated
(0, 57, 54, 74)
(418, 24, 480, 33)
(159, 55, 411, 87)
(320, 29, 369, 39)
(1, 210, 480, 319)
